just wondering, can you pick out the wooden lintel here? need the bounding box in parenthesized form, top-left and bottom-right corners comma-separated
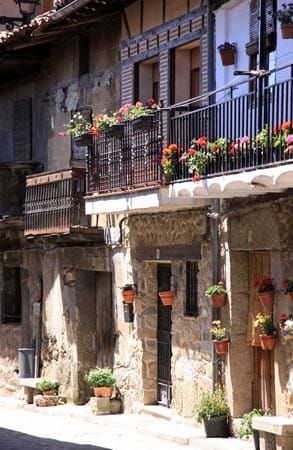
(135, 245, 201, 262)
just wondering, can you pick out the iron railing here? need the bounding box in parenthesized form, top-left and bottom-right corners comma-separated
(170, 64, 293, 180)
(87, 111, 163, 194)
(24, 168, 88, 236)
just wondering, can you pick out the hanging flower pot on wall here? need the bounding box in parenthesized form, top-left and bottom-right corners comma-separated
(121, 285, 136, 304)
(217, 42, 237, 66)
(281, 23, 293, 39)
(258, 291, 274, 308)
(158, 290, 175, 306)
(213, 339, 229, 354)
(210, 294, 226, 308)
(259, 334, 276, 350)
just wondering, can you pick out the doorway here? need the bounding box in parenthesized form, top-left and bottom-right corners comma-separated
(249, 251, 276, 413)
(157, 264, 172, 407)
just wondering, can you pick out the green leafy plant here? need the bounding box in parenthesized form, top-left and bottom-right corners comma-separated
(85, 367, 116, 387)
(119, 98, 158, 120)
(210, 320, 227, 340)
(276, 3, 293, 24)
(238, 408, 265, 440)
(255, 313, 276, 336)
(193, 385, 230, 422)
(205, 281, 227, 297)
(60, 112, 92, 137)
(38, 379, 59, 392)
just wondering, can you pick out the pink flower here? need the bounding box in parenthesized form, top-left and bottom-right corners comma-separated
(240, 136, 249, 143)
(179, 155, 186, 162)
(135, 101, 143, 107)
(288, 145, 293, 154)
(58, 130, 67, 136)
(192, 174, 200, 182)
(285, 134, 293, 144)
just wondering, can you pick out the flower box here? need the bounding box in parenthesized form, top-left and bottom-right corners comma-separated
(219, 48, 236, 66)
(213, 339, 229, 354)
(74, 132, 94, 147)
(105, 123, 125, 139)
(131, 114, 154, 131)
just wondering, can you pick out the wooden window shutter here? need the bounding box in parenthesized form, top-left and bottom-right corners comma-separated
(246, 0, 276, 56)
(13, 98, 32, 161)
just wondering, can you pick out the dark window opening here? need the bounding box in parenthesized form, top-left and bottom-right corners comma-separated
(14, 98, 32, 161)
(79, 34, 90, 76)
(2, 267, 21, 324)
(134, 57, 159, 103)
(185, 261, 198, 317)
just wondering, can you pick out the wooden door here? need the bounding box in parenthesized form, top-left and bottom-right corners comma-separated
(249, 251, 276, 412)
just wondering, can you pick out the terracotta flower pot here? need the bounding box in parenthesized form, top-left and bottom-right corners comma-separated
(42, 389, 56, 396)
(162, 173, 171, 185)
(260, 334, 276, 351)
(93, 386, 113, 397)
(122, 289, 136, 304)
(281, 24, 293, 39)
(210, 293, 226, 308)
(258, 291, 274, 308)
(219, 49, 236, 66)
(159, 290, 175, 306)
(214, 339, 229, 354)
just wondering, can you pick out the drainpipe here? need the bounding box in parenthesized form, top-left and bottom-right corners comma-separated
(211, 199, 220, 390)
(206, 1, 219, 390)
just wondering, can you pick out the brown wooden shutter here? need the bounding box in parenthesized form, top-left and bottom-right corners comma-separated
(13, 98, 32, 161)
(246, 0, 276, 55)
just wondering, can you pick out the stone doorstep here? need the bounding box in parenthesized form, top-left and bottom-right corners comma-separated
(252, 416, 293, 436)
(34, 394, 67, 407)
(19, 378, 42, 389)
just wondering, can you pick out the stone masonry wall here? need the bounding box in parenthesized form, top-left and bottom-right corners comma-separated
(112, 208, 215, 421)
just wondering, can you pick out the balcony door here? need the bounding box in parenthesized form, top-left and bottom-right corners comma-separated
(157, 264, 172, 407)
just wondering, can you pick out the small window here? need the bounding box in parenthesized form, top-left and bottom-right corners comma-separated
(2, 267, 21, 324)
(134, 57, 159, 103)
(185, 261, 198, 317)
(14, 98, 32, 160)
(79, 34, 89, 76)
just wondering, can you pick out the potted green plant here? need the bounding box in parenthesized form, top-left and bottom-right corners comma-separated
(217, 42, 237, 66)
(238, 408, 265, 448)
(210, 320, 229, 353)
(59, 112, 95, 146)
(38, 378, 59, 396)
(281, 279, 293, 303)
(276, 3, 293, 38)
(85, 367, 116, 397)
(254, 277, 274, 308)
(193, 385, 230, 437)
(205, 281, 227, 308)
(254, 313, 277, 350)
(158, 285, 175, 306)
(120, 98, 158, 131)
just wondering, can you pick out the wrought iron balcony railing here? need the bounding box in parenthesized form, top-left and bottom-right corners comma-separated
(0, 161, 41, 218)
(24, 168, 89, 236)
(87, 111, 163, 194)
(169, 64, 293, 181)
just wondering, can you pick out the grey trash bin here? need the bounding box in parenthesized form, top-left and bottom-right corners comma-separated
(18, 348, 35, 378)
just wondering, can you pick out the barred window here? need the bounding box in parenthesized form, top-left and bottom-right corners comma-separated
(185, 261, 198, 317)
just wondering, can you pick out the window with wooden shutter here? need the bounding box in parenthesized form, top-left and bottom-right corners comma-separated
(246, 0, 276, 56)
(13, 98, 32, 161)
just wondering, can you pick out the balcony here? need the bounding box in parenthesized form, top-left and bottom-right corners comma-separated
(0, 161, 41, 219)
(25, 168, 102, 239)
(85, 63, 293, 215)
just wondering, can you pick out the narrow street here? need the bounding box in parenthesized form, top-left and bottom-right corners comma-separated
(0, 405, 195, 450)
